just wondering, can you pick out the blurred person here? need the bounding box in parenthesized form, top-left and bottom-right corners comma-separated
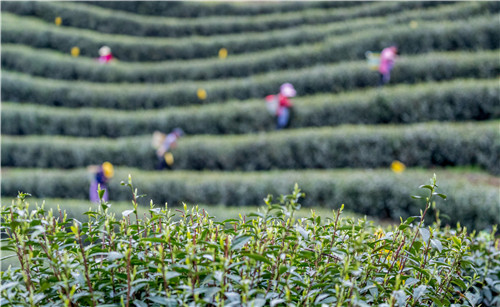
(266, 83, 296, 130)
(152, 128, 184, 170)
(88, 162, 114, 203)
(98, 46, 114, 64)
(378, 45, 398, 86)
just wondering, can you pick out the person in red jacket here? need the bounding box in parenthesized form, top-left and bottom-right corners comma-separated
(273, 83, 296, 129)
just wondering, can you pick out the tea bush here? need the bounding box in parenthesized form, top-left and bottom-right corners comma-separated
(1, 1, 455, 38)
(2, 1, 479, 39)
(2, 168, 499, 231)
(2, 12, 498, 62)
(80, 1, 435, 18)
(4, 3, 494, 82)
(2, 79, 498, 137)
(3, 122, 499, 175)
(1, 176, 498, 306)
(2, 50, 499, 109)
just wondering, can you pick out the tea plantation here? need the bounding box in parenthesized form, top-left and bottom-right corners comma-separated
(1, 1, 500, 306)
(2, 1, 499, 229)
(1, 1, 499, 227)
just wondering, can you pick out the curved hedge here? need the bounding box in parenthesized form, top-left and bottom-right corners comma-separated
(0, 1, 462, 37)
(2, 12, 498, 62)
(1, 167, 498, 230)
(3, 51, 499, 110)
(3, 122, 499, 174)
(80, 1, 431, 18)
(2, 79, 498, 137)
(0, 12, 330, 62)
(5, 3, 499, 83)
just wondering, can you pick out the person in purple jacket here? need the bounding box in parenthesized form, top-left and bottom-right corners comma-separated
(153, 128, 184, 170)
(88, 162, 114, 203)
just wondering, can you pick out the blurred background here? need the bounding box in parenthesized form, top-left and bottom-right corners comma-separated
(1, 1, 499, 232)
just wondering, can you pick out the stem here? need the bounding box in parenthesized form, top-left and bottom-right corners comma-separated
(126, 236, 133, 307)
(398, 188, 435, 275)
(78, 236, 96, 307)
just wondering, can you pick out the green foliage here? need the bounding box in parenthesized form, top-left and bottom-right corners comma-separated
(3, 122, 499, 175)
(2, 12, 498, 62)
(2, 50, 499, 110)
(4, 3, 497, 83)
(80, 1, 440, 18)
(2, 79, 498, 137)
(2, 168, 499, 231)
(1, 177, 498, 305)
(0, 1, 461, 38)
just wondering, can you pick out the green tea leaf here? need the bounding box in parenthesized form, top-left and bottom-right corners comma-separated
(231, 235, 252, 251)
(430, 239, 443, 252)
(242, 252, 272, 265)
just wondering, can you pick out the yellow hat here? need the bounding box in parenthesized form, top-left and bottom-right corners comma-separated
(197, 88, 207, 100)
(71, 46, 80, 57)
(218, 48, 228, 59)
(390, 160, 406, 173)
(164, 152, 174, 166)
(102, 162, 114, 178)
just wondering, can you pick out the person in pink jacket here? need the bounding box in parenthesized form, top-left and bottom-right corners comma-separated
(378, 45, 398, 86)
(98, 46, 114, 64)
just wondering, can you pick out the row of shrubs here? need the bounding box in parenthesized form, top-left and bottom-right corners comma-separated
(0, 12, 331, 62)
(2, 167, 498, 230)
(81, 1, 439, 18)
(1, 1, 468, 37)
(1, 176, 498, 306)
(4, 5, 499, 83)
(3, 51, 499, 110)
(3, 12, 498, 62)
(4, 177, 498, 306)
(3, 121, 499, 174)
(3, 79, 498, 137)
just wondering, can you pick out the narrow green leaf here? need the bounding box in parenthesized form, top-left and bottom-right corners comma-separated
(231, 235, 252, 251)
(419, 185, 434, 190)
(242, 252, 272, 265)
(430, 239, 443, 252)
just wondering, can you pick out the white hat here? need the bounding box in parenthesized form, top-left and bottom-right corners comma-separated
(99, 46, 111, 56)
(280, 83, 296, 97)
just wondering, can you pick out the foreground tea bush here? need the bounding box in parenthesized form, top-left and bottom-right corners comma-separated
(1, 176, 498, 306)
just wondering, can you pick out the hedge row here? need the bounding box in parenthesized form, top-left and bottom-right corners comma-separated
(3, 79, 498, 137)
(1, 1, 460, 37)
(3, 12, 498, 62)
(3, 121, 499, 174)
(3, 51, 499, 110)
(0, 12, 329, 62)
(1, 167, 498, 230)
(81, 1, 436, 18)
(5, 5, 499, 83)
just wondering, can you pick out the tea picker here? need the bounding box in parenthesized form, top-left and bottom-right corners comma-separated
(152, 128, 184, 170)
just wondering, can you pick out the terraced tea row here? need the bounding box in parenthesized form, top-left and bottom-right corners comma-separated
(2, 167, 498, 230)
(3, 12, 498, 62)
(3, 79, 498, 137)
(3, 1, 460, 37)
(3, 50, 498, 110)
(82, 0, 363, 17)
(5, 6, 500, 83)
(3, 121, 499, 174)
